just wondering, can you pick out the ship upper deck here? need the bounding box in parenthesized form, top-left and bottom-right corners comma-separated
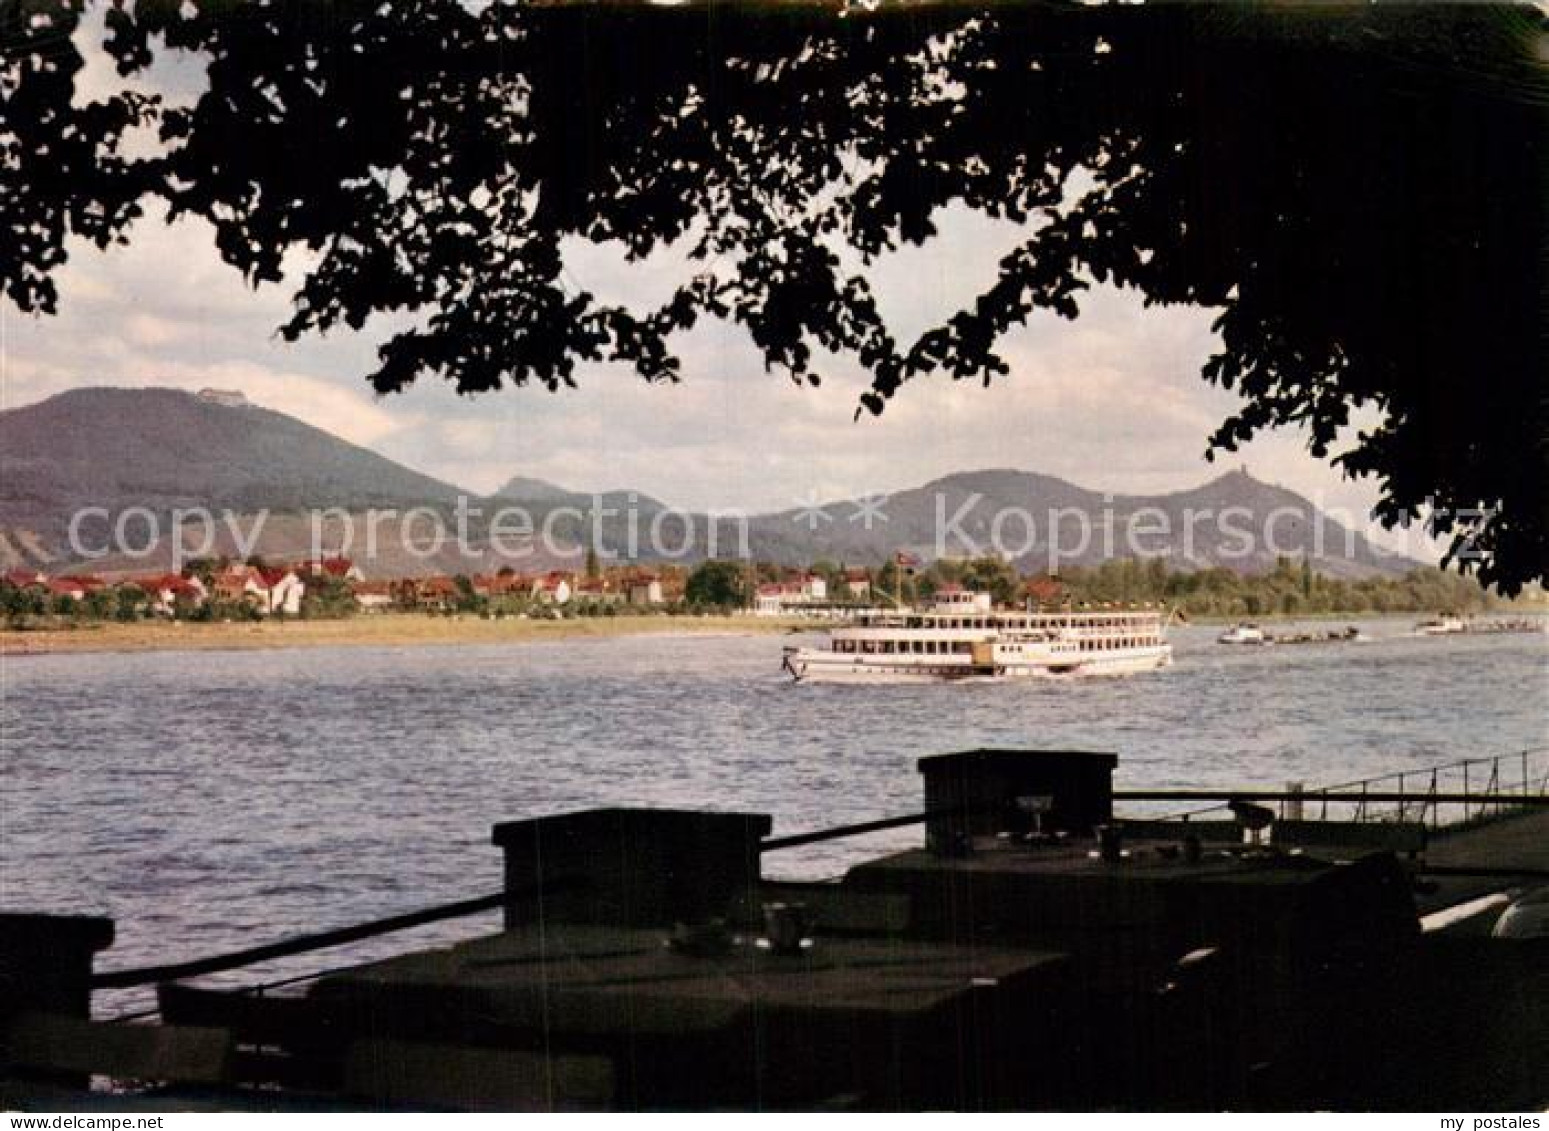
(852, 608, 1168, 633)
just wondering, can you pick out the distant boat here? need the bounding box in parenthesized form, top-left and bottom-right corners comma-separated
(1415, 614, 1466, 636)
(1217, 623, 1272, 646)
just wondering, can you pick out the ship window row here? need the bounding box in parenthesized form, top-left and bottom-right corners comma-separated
(909, 617, 1156, 631)
(833, 639, 973, 655)
(1078, 636, 1159, 650)
(835, 635, 1157, 654)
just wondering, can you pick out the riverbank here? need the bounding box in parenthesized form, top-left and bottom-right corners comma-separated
(1186, 608, 1546, 626)
(7, 609, 1544, 657)
(0, 614, 815, 657)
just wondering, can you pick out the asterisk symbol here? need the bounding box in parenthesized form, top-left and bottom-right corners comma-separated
(791, 489, 832, 531)
(1447, 506, 1495, 561)
(848, 492, 890, 530)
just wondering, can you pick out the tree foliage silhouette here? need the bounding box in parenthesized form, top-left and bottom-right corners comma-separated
(3, 1, 1544, 590)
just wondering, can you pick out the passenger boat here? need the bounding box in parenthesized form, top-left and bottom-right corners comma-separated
(1217, 623, 1272, 645)
(781, 587, 1172, 683)
(1415, 614, 1467, 636)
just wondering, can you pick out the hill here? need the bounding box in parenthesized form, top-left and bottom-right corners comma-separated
(485, 466, 1412, 578)
(730, 468, 1412, 578)
(0, 387, 1417, 578)
(0, 387, 464, 569)
(490, 477, 668, 518)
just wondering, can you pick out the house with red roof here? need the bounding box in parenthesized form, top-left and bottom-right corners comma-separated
(657, 570, 686, 604)
(473, 572, 532, 599)
(531, 571, 573, 605)
(1023, 574, 1066, 607)
(205, 563, 304, 614)
(753, 572, 828, 616)
(572, 576, 620, 604)
(254, 567, 305, 615)
(211, 564, 266, 606)
(349, 580, 395, 612)
(412, 576, 461, 610)
(620, 569, 664, 606)
(44, 578, 87, 602)
(798, 572, 827, 602)
(752, 583, 789, 616)
(131, 574, 208, 615)
(295, 557, 365, 583)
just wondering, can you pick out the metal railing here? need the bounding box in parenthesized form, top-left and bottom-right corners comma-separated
(94, 879, 576, 1022)
(90, 748, 1546, 1022)
(1137, 746, 1549, 829)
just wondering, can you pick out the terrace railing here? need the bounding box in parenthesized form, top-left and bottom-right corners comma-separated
(1126, 746, 1549, 830)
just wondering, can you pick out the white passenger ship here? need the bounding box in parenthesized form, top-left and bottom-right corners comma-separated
(782, 587, 1173, 683)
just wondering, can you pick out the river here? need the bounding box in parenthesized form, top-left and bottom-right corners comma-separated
(2, 619, 1544, 1009)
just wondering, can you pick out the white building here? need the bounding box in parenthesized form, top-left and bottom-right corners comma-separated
(198, 388, 249, 408)
(532, 573, 573, 605)
(626, 574, 665, 605)
(753, 574, 830, 616)
(844, 570, 871, 600)
(258, 569, 305, 615)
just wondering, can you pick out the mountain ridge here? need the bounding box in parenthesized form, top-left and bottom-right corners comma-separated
(0, 387, 1417, 578)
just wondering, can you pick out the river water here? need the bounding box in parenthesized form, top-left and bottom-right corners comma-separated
(2, 620, 1544, 1007)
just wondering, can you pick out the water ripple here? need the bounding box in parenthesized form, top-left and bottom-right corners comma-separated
(2, 622, 1544, 994)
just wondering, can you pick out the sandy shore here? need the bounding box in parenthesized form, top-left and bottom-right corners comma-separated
(9, 609, 1539, 658)
(0, 614, 816, 657)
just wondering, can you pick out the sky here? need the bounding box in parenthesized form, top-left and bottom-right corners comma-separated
(0, 11, 1426, 555)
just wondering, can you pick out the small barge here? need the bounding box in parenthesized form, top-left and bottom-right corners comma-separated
(1414, 614, 1549, 637)
(1218, 622, 1272, 645)
(1218, 624, 1368, 647)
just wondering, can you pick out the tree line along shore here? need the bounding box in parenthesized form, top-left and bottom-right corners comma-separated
(1, 553, 1538, 644)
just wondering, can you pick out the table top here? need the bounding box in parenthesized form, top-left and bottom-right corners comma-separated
(312, 923, 1068, 1036)
(855, 840, 1337, 884)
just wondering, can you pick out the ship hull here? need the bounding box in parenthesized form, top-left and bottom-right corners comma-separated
(784, 645, 1172, 684)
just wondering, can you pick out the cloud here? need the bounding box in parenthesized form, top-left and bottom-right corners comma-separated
(123, 312, 190, 349)
(0, 214, 414, 453)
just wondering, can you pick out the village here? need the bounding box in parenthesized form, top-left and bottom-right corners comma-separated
(0, 558, 899, 624)
(0, 552, 1524, 632)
